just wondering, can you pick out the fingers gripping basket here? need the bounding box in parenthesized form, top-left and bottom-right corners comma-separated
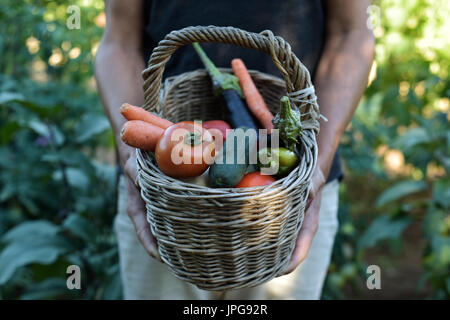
(137, 26, 320, 291)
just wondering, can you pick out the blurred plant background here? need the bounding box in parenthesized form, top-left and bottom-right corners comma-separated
(0, 0, 448, 300)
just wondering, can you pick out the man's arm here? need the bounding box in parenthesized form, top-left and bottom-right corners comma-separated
(315, 0, 375, 183)
(96, 0, 145, 162)
(95, 0, 159, 260)
(285, 0, 375, 273)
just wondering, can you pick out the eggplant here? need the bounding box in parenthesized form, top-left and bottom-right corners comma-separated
(221, 89, 259, 130)
(192, 43, 258, 131)
(272, 96, 303, 151)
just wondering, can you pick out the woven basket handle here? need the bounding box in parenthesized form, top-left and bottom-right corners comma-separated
(142, 25, 320, 132)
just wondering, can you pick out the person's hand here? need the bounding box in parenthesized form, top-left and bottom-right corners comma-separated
(283, 167, 326, 274)
(123, 149, 161, 261)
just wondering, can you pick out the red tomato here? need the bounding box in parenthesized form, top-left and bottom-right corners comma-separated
(235, 172, 276, 188)
(202, 120, 232, 144)
(155, 121, 215, 179)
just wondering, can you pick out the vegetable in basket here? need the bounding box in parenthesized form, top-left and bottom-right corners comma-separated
(235, 172, 276, 188)
(192, 43, 259, 131)
(121, 104, 243, 179)
(209, 127, 257, 187)
(272, 96, 302, 152)
(202, 120, 232, 144)
(231, 58, 282, 149)
(179, 169, 210, 187)
(120, 103, 173, 129)
(156, 121, 215, 179)
(231, 58, 274, 131)
(120, 103, 172, 151)
(121, 119, 215, 179)
(257, 147, 299, 177)
(120, 120, 163, 151)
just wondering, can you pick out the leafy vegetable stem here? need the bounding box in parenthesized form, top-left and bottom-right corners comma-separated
(192, 42, 243, 97)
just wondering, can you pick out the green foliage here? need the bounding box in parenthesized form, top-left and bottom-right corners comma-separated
(0, 222, 72, 285)
(357, 215, 412, 252)
(322, 0, 450, 299)
(0, 0, 121, 299)
(375, 180, 427, 207)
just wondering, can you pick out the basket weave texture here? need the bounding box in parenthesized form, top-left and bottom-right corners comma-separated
(137, 26, 320, 291)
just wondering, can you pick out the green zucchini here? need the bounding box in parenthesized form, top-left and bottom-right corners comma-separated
(209, 127, 257, 187)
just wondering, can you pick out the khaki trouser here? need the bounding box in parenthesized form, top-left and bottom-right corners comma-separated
(114, 176, 339, 300)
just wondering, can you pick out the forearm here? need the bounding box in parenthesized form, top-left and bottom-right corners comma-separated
(314, 29, 375, 178)
(94, 42, 145, 164)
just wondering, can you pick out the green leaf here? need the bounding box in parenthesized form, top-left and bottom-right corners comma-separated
(430, 235, 450, 268)
(20, 278, 72, 300)
(51, 127, 65, 146)
(0, 234, 70, 285)
(355, 93, 383, 128)
(24, 120, 65, 146)
(394, 127, 430, 150)
(93, 161, 117, 187)
(52, 167, 89, 190)
(41, 148, 90, 167)
(75, 113, 111, 143)
(87, 248, 118, 274)
(423, 206, 448, 238)
(432, 179, 450, 209)
(0, 93, 62, 117)
(0, 92, 25, 104)
(26, 119, 49, 136)
(376, 180, 427, 207)
(63, 214, 97, 242)
(0, 121, 20, 144)
(2, 220, 61, 243)
(0, 183, 15, 202)
(357, 215, 411, 252)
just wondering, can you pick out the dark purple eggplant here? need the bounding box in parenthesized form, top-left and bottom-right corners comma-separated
(192, 43, 258, 131)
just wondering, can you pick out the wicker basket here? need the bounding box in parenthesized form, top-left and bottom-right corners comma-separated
(136, 26, 320, 291)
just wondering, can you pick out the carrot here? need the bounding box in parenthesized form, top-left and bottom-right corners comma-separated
(120, 120, 164, 151)
(120, 103, 173, 129)
(231, 59, 274, 131)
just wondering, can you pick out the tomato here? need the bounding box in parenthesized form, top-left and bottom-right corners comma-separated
(235, 172, 276, 188)
(155, 121, 215, 179)
(202, 120, 232, 144)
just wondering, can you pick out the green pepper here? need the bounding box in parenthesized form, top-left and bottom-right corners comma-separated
(257, 147, 299, 177)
